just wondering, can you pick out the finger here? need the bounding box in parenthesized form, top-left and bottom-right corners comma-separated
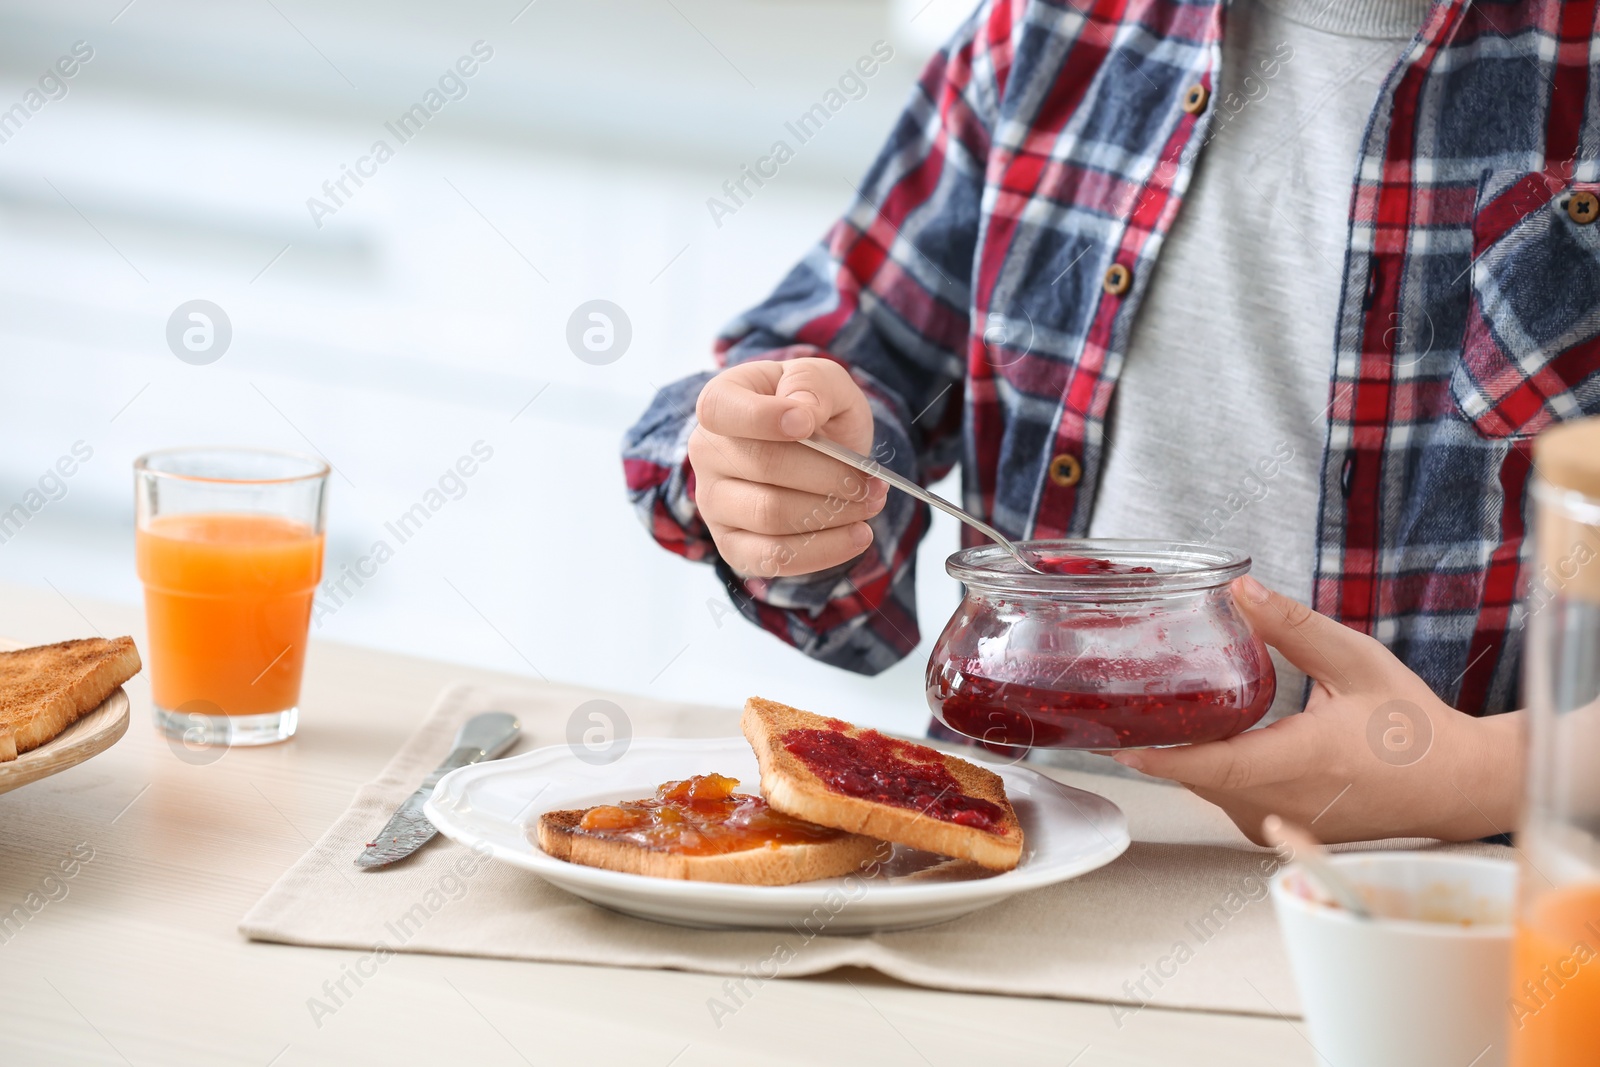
(690, 431, 883, 498)
(772, 359, 873, 452)
(1114, 717, 1305, 792)
(1232, 575, 1387, 694)
(698, 477, 888, 537)
(712, 522, 874, 579)
(695, 362, 797, 442)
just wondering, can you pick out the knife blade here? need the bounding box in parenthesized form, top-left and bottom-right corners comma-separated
(355, 711, 520, 869)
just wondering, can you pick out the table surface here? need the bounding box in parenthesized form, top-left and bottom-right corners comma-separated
(0, 582, 1313, 1067)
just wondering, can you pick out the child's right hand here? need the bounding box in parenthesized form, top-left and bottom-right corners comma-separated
(689, 356, 888, 578)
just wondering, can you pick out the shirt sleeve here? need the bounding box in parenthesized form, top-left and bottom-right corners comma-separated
(621, 2, 1013, 675)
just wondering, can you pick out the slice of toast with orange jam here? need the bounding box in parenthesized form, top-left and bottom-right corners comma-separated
(536, 773, 886, 885)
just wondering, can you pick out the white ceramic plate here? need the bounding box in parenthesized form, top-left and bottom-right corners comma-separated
(425, 737, 1129, 932)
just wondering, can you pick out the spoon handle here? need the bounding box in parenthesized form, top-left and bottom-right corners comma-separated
(798, 436, 1041, 573)
(1261, 815, 1374, 919)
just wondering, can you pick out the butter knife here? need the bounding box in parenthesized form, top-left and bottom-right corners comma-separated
(355, 711, 520, 869)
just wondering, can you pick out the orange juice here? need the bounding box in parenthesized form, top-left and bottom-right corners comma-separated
(1509, 884, 1600, 1064)
(136, 512, 324, 716)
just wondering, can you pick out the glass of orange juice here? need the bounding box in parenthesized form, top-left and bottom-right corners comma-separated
(135, 448, 328, 747)
(1511, 417, 1600, 1066)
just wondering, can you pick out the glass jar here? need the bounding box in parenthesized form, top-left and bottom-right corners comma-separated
(1510, 417, 1600, 1066)
(925, 539, 1275, 750)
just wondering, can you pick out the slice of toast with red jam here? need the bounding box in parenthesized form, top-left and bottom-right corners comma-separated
(741, 697, 1024, 871)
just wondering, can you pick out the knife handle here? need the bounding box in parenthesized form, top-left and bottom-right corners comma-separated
(421, 711, 521, 787)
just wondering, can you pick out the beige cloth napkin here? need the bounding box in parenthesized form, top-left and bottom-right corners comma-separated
(240, 682, 1509, 1018)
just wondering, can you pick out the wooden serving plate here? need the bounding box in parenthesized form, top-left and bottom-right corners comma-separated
(0, 688, 130, 796)
(0, 636, 132, 796)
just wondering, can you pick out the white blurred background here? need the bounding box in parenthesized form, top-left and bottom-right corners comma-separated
(0, 0, 974, 736)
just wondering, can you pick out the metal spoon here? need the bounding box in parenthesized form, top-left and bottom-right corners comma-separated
(1261, 815, 1374, 919)
(799, 435, 1047, 575)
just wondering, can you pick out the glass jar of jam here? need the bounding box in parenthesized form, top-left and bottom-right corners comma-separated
(926, 540, 1276, 750)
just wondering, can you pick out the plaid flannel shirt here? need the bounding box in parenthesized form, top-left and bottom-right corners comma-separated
(623, 0, 1600, 715)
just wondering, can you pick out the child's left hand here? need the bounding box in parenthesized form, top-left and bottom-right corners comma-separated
(1114, 577, 1525, 844)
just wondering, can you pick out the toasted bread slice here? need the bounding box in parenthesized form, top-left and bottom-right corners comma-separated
(536, 807, 886, 886)
(0, 637, 142, 761)
(742, 697, 1024, 871)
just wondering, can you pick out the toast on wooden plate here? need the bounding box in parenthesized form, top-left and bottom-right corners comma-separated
(742, 697, 1025, 871)
(0, 637, 142, 761)
(536, 774, 887, 886)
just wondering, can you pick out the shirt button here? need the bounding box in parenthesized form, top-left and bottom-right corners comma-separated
(1103, 263, 1132, 296)
(1048, 453, 1082, 487)
(1568, 191, 1599, 224)
(1182, 83, 1209, 115)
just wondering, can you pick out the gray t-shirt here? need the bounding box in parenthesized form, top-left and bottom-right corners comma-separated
(1087, 0, 1429, 718)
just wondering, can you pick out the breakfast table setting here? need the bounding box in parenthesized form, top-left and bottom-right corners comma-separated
(5, 425, 1600, 1067)
(0, 581, 1323, 1067)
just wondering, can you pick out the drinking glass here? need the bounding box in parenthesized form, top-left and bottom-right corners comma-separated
(134, 448, 328, 746)
(1511, 416, 1600, 1065)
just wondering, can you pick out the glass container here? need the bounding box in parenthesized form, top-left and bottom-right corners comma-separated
(926, 539, 1275, 750)
(1510, 417, 1600, 1065)
(135, 447, 328, 746)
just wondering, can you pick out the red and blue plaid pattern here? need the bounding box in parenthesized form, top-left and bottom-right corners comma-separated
(623, 0, 1600, 714)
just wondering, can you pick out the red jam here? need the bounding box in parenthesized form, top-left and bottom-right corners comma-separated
(1031, 554, 1156, 575)
(928, 655, 1275, 749)
(780, 727, 1007, 833)
(573, 773, 848, 855)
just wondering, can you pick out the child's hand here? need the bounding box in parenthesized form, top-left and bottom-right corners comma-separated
(689, 355, 887, 578)
(1115, 577, 1525, 844)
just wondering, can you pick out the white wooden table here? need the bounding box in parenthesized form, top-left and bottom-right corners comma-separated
(0, 582, 1311, 1066)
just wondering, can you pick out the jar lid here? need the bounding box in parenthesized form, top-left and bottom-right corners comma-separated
(1534, 417, 1600, 499)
